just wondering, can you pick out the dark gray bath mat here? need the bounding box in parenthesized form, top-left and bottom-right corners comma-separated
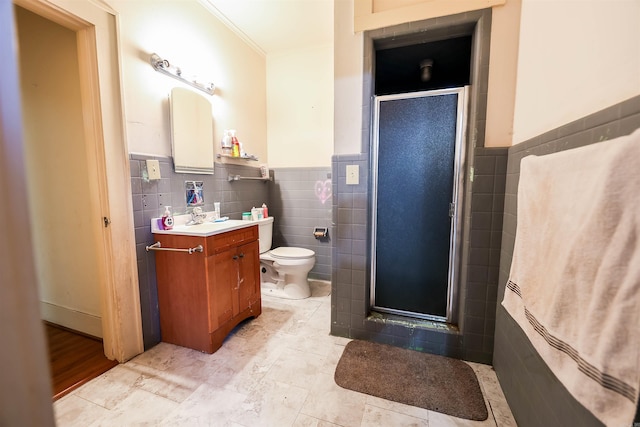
(334, 340, 488, 421)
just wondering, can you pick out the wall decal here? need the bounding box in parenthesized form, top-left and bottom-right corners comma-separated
(315, 179, 332, 204)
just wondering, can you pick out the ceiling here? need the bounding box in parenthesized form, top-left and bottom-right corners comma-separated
(202, 0, 334, 55)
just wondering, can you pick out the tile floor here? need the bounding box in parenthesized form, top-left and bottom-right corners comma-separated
(54, 281, 517, 426)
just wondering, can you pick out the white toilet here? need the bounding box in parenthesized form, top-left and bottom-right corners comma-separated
(257, 216, 315, 299)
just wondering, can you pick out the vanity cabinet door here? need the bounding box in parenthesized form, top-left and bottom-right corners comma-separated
(208, 248, 236, 329)
(237, 240, 260, 313)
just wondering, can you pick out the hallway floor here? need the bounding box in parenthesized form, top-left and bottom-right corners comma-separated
(46, 323, 118, 400)
(53, 281, 516, 426)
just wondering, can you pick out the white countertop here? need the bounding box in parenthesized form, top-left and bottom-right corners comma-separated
(151, 212, 257, 237)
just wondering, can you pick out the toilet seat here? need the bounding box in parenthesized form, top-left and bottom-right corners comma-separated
(269, 247, 315, 260)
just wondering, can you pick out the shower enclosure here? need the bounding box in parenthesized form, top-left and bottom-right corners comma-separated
(371, 87, 468, 322)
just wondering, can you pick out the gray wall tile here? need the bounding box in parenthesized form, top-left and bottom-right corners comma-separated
(269, 167, 332, 282)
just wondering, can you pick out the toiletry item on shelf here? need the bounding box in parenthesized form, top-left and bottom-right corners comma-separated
(221, 130, 233, 156)
(231, 131, 240, 157)
(260, 164, 269, 178)
(262, 203, 268, 218)
(242, 212, 251, 221)
(161, 206, 174, 230)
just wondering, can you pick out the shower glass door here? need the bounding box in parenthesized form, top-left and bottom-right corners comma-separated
(371, 87, 467, 322)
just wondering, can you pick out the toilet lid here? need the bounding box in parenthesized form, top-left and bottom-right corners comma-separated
(270, 247, 315, 259)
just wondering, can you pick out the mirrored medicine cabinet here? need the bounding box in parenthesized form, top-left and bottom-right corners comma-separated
(169, 87, 214, 174)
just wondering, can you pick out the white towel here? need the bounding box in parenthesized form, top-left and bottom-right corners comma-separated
(502, 129, 640, 427)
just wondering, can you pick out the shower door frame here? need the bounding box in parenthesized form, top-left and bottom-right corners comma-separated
(370, 86, 469, 323)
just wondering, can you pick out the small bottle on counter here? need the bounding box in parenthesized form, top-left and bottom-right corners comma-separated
(251, 207, 263, 221)
(161, 206, 174, 230)
(262, 203, 268, 218)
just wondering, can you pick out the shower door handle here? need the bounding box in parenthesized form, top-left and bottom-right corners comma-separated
(449, 203, 456, 217)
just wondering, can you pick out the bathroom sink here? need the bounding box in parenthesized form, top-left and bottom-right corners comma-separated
(152, 218, 256, 237)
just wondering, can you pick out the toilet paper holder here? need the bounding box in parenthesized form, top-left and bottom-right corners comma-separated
(313, 227, 328, 239)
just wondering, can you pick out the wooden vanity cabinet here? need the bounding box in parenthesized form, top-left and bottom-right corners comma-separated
(153, 225, 261, 353)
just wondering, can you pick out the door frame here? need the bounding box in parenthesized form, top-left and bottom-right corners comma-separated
(14, 0, 143, 362)
(370, 87, 468, 323)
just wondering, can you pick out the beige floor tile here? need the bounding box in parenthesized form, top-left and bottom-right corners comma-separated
(427, 410, 496, 427)
(261, 296, 324, 335)
(204, 355, 268, 395)
(319, 341, 349, 375)
(361, 404, 429, 426)
(233, 378, 309, 426)
(264, 347, 327, 389)
(285, 327, 341, 357)
(130, 341, 205, 370)
(90, 387, 179, 426)
(71, 364, 142, 410)
(161, 383, 248, 426)
(125, 360, 206, 403)
(299, 371, 367, 427)
(364, 395, 430, 421)
(293, 413, 342, 426)
(54, 395, 111, 427)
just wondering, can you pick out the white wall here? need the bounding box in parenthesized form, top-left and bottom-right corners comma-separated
(17, 7, 103, 337)
(113, 0, 267, 163)
(334, 0, 364, 155)
(355, 0, 506, 31)
(267, 44, 334, 168)
(335, 0, 522, 153)
(513, 0, 640, 143)
(486, 0, 521, 147)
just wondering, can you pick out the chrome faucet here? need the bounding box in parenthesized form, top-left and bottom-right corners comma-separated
(190, 207, 207, 225)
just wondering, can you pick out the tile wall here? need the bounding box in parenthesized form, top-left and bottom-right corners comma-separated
(269, 168, 333, 281)
(131, 155, 333, 349)
(493, 95, 640, 426)
(330, 148, 506, 364)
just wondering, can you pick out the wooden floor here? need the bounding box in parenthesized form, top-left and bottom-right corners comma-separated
(45, 322, 118, 401)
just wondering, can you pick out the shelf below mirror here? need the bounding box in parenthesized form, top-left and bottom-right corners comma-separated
(217, 153, 259, 161)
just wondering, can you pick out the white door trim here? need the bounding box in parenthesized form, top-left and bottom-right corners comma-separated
(15, 0, 143, 362)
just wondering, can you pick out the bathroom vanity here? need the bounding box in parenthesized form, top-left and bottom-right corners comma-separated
(151, 220, 261, 353)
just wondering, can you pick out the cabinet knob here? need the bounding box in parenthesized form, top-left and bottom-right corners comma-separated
(239, 253, 245, 258)
(232, 255, 239, 260)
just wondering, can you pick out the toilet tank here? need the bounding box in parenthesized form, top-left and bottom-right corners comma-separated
(257, 216, 274, 253)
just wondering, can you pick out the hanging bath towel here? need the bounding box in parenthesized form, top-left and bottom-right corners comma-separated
(502, 129, 640, 427)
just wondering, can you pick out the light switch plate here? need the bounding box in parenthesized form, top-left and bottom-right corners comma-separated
(346, 164, 359, 185)
(146, 159, 161, 180)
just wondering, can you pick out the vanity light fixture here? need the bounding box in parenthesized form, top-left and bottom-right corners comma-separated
(150, 53, 216, 96)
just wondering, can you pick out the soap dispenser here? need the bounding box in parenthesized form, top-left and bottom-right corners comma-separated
(161, 206, 174, 230)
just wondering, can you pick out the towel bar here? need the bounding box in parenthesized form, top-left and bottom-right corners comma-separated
(227, 174, 272, 182)
(145, 241, 203, 254)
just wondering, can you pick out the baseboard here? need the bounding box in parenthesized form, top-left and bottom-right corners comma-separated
(40, 301, 102, 338)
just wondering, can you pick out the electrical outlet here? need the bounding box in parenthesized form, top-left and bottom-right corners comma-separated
(346, 164, 359, 185)
(146, 159, 161, 180)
